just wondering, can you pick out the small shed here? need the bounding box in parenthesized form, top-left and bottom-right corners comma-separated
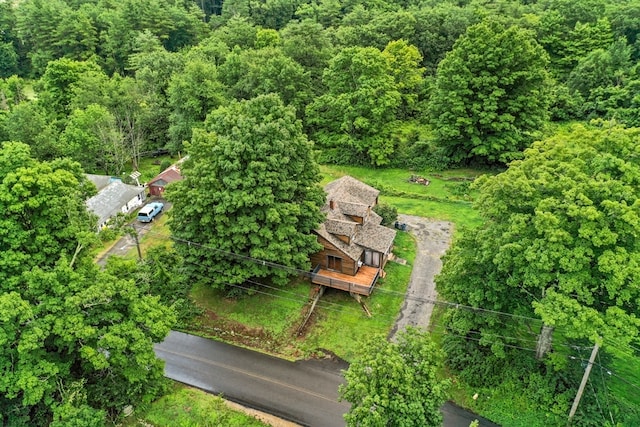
(148, 165, 183, 196)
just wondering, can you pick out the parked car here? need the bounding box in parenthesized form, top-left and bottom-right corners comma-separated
(137, 202, 164, 222)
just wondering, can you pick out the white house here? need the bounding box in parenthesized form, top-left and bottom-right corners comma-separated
(86, 175, 146, 229)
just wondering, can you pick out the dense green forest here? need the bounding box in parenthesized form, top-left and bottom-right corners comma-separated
(1, 0, 640, 425)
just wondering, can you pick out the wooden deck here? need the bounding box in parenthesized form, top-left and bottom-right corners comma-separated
(310, 265, 380, 296)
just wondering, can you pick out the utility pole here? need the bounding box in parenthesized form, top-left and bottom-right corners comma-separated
(127, 225, 142, 261)
(568, 342, 600, 424)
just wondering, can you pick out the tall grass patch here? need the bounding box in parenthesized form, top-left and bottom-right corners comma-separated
(188, 278, 310, 354)
(120, 383, 268, 427)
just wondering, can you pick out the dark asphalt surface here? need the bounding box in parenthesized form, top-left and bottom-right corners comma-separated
(156, 331, 350, 426)
(156, 331, 500, 427)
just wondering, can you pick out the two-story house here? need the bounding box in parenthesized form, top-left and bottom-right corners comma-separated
(310, 176, 396, 296)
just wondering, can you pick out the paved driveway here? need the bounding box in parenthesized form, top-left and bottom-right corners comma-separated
(389, 214, 453, 338)
(96, 198, 169, 266)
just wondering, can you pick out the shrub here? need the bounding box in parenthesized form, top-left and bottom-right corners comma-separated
(373, 203, 398, 226)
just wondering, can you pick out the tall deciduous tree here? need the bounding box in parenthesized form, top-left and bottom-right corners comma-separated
(0, 142, 96, 288)
(381, 39, 424, 119)
(167, 58, 225, 151)
(437, 123, 640, 359)
(59, 104, 126, 175)
(0, 144, 174, 425)
(217, 46, 310, 115)
(280, 19, 333, 91)
(2, 101, 59, 161)
(36, 58, 103, 122)
(167, 94, 325, 291)
(340, 328, 449, 427)
(306, 46, 401, 166)
(1, 261, 174, 426)
(429, 20, 550, 164)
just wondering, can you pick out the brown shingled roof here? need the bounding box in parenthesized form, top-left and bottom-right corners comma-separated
(316, 176, 396, 262)
(325, 175, 379, 207)
(316, 223, 364, 261)
(353, 222, 397, 254)
(325, 219, 357, 237)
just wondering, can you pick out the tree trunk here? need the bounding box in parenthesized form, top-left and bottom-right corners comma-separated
(536, 323, 554, 359)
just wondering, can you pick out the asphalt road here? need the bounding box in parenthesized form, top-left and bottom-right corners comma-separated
(156, 331, 500, 427)
(156, 331, 350, 427)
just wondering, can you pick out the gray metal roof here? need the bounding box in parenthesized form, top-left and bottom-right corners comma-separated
(86, 174, 113, 192)
(86, 180, 144, 226)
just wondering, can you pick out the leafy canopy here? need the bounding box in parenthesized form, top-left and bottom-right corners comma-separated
(430, 20, 550, 164)
(340, 328, 450, 427)
(167, 94, 325, 291)
(437, 122, 640, 355)
(0, 144, 174, 426)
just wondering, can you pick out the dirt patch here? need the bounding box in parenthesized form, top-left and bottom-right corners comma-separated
(224, 400, 302, 427)
(192, 307, 277, 351)
(189, 294, 315, 359)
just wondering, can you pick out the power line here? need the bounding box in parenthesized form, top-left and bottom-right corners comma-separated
(136, 228, 547, 323)
(177, 263, 595, 353)
(133, 226, 638, 356)
(568, 354, 640, 393)
(135, 238, 640, 404)
(597, 351, 616, 425)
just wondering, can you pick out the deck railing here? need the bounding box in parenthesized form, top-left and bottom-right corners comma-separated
(310, 265, 380, 296)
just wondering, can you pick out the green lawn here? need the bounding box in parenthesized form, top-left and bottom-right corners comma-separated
(187, 278, 311, 358)
(119, 383, 268, 427)
(320, 165, 485, 230)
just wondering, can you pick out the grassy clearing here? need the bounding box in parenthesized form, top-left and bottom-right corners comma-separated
(119, 383, 268, 427)
(381, 195, 481, 230)
(301, 231, 415, 361)
(187, 277, 311, 358)
(320, 165, 484, 230)
(607, 352, 640, 424)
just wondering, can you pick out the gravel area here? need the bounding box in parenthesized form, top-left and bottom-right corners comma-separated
(389, 214, 453, 339)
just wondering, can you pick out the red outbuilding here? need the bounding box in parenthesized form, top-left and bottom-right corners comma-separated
(148, 164, 183, 196)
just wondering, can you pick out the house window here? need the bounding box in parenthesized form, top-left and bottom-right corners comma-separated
(327, 255, 342, 271)
(364, 250, 381, 267)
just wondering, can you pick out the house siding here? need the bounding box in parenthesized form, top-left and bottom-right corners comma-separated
(348, 215, 364, 224)
(310, 236, 358, 276)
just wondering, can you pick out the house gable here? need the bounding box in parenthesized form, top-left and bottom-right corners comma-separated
(312, 176, 396, 275)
